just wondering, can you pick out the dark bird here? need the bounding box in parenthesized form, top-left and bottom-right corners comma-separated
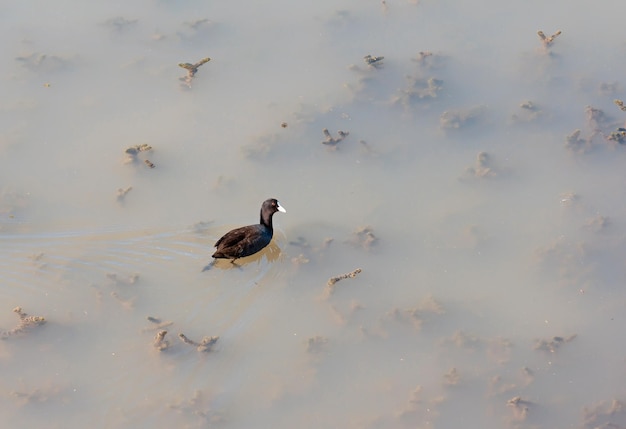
(203, 198, 286, 270)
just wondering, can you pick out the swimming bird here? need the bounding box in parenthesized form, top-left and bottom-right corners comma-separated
(203, 198, 286, 270)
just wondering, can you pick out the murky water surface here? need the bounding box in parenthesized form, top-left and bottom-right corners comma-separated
(2, 1, 626, 427)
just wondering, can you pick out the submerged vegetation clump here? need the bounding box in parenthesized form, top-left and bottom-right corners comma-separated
(167, 390, 223, 425)
(606, 99, 626, 144)
(179, 57, 211, 88)
(104, 16, 138, 31)
(537, 29, 562, 51)
(345, 53, 387, 98)
(15, 52, 72, 73)
(153, 330, 170, 351)
(582, 399, 626, 429)
(564, 129, 592, 153)
(533, 334, 576, 353)
(125, 143, 152, 156)
(106, 272, 139, 286)
(178, 333, 219, 352)
(511, 100, 543, 123)
(443, 367, 460, 386)
(321, 128, 350, 147)
(325, 268, 362, 298)
(124, 144, 155, 168)
(116, 186, 132, 203)
(1, 307, 46, 339)
(327, 268, 362, 287)
(606, 128, 626, 144)
(391, 51, 446, 110)
(585, 106, 611, 130)
(507, 396, 532, 422)
(124, 143, 152, 161)
(410, 76, 442, 99)
(564, 103, 626, 151)
(306, 335, 329, 354)
(363, 54, 384, 68)
(348, 226, 378, 249)
(462, 151, 497, 179)
(387, 295, 445, 331)
(144, 316, 218, 353)
(144, 316, 174, 332)
(439, 105, 486, 130)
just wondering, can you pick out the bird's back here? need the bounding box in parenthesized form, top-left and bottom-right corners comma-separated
(212, 224, 272, 259)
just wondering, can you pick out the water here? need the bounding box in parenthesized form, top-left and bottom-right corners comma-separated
(2, 0, 626, 427)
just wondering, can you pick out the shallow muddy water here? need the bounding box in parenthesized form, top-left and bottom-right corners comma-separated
(2, 1, 626, 428)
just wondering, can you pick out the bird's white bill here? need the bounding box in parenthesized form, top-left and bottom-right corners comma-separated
(277, 202, 286, 213)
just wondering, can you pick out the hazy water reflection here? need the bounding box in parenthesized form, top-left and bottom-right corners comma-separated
(2, 0, 626, 428)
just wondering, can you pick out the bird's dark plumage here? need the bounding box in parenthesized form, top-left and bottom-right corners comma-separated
(211, 198, 286, 262)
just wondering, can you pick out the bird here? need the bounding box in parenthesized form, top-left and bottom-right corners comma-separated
(203, 198, 286, 270)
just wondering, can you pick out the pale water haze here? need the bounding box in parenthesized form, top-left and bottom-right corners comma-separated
(1, 1, 626, 428)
